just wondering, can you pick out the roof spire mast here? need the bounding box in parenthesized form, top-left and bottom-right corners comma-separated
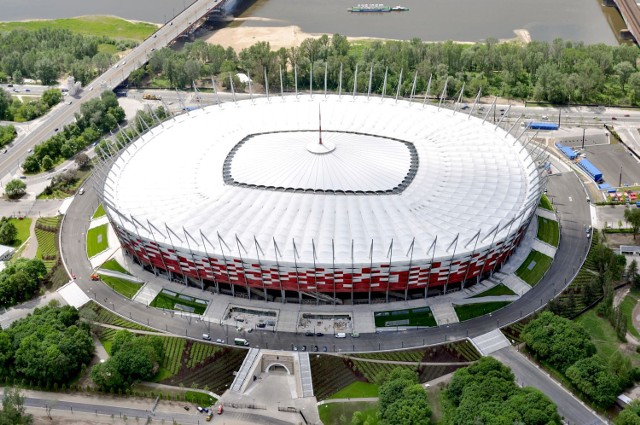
(318, 104, 323, 145)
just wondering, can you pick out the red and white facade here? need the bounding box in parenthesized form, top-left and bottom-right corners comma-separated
(102, 95, 543, 302)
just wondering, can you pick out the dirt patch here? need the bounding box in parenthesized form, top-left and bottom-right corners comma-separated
(602, 232, 638, 248)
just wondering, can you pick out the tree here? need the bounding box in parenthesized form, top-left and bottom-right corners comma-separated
(616, 409, 640, 425)
(40, 155, 53, 171)
(4, 179, 26, 199)
(0, 388, 32, 425)
(378, 368, 430, 425)
(74, 153, 91, 169)
(0, 220, 17, 245)
(21, 156, 40, 173)
(566, 355, 621, 408)
(522, 312, 596, 373)
(446, 357, 560, 425)
(41, 89, 62, 108)
(624, 208, 640, 240)
(35, 58, 58, 86)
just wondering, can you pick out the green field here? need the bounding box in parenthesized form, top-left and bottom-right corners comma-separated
(576, 305, 640, 364)
(100, 258, 130, 275)
(328, 381, 379, 399)
(454, 301, 511, 322)
(150, 290, 208, 315)
(537, 216, 560, 247)
(515, 250, 554, 286)
(470, 284, 515, 298)
(99, 274, 142, 299)
(374, 306, 437, 328)
(539, 194, 554, 211)
(0, 16, 157, 41)
(92, 204, 106, 219)
(7, 217, 32, 248)
(319, 401, 379, 425)
(35, 216, 61, 271)
(87, 224, 109, 257)
(187, 342, 222, 369)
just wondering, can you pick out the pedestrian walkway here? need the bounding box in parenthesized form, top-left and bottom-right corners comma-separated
(470, 329, 511, 355)
(97, 268, 144, 283)
(133, 283, 161, 306)
(536, 207, 557, 221)
(493, 272, 531, 296)
(57, 281, 91, 309)
(430, 302, 459, 325)
(89, 215, 109, 229)
(500, 218, 538, 274)
(0, 291, 66, 329)
(532, 239, 557, 257)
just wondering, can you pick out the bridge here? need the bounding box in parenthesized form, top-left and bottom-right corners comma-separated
(608, 0, 640, 44)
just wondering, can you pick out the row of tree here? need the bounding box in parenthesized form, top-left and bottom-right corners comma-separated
(139, 36, 640, 105)
(0, 88, 61, 122)
(522, 312, 638, 408)
(0, 259, 47, 309)
(22, 91, 124, 173)
(445, 356, 560, 424)
(0, 28, 135, 86)
(91, 330, 163, 391)
(0, 303, 94, 386)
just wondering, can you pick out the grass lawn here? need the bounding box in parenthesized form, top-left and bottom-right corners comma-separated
(515, 250, 553, 286)
(319, 401, 379, 425)
(0, 16, 157, 41)
(620, 293, 640, 339)
(328, 381, 379, 399)
(184, 391, 216, 406)
(150, 291, 208, 315)
(454, 301, 511, 322)
(575, 306, 640, 363)
(537, 216, 559, 247)
(99, 274, 142, 299)
(374, 306, 437, 328)
(100, 258, 130, 275)
(87, 224, 109, 257)
(470, 284, 515, 298)
(92, 204, 106, 219)
(7, 217, 32, 248)
(539, 194, 554, 211)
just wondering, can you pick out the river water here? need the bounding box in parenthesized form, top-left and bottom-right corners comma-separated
(0, 0, 626, 44)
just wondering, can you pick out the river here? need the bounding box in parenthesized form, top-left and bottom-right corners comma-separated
(0, 0, 627, 44)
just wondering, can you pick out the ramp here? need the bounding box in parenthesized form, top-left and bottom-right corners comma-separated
(471, 329, 511, 355)
(230, 348, 260, 393)
(298, 352, 314, 398)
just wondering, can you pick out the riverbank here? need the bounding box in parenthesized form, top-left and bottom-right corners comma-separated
(204, 18, 532, 50)
(0, 15, 158, 41)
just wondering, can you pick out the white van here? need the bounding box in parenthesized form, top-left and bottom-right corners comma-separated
(335, 333, 347, 338)
(78, 188, 85, 195)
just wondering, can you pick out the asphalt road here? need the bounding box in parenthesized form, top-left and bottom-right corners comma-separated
(60, 155, 591, 352)
(491, 346, 605, 425)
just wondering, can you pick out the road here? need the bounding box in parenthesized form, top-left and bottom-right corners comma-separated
(0, 388, 294, 425)
(491, 346, 605, 425)
(59, 150, 591, 352)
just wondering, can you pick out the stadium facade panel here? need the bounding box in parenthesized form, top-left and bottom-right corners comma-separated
(102, 95, 544, 303)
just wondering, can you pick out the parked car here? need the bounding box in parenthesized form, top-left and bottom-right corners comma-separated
(304, 331, 314, 337)
(202, 334, 211, 341)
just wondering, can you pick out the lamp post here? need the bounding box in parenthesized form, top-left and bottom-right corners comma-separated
(581, 127, 586, 150)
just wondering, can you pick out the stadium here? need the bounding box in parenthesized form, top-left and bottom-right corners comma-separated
(101, 94, 545, 304)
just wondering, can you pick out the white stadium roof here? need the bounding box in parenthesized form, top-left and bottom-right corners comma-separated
(104, 95, 541, 265)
